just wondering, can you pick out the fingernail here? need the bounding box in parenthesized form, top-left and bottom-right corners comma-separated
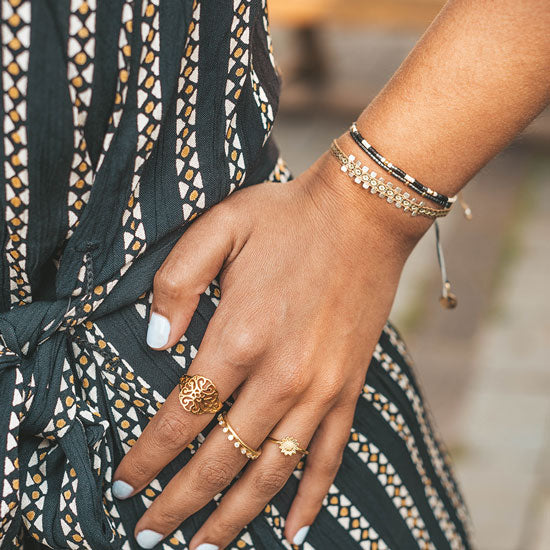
(146, 312, 171, 348)
(196, 544, 219, 550)
(112, 480, 134, 499)
(136, 529, 163, 549)
(293, 526, 310, 545)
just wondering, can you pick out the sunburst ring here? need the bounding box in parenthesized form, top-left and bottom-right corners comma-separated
(266, 435, 309, 457)
(178, 374, 223, 415)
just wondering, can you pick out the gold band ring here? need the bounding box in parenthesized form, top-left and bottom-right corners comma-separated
(266, 436, 309, 457)
(217, 412, 261, 460)
(178, 374, 223, 415)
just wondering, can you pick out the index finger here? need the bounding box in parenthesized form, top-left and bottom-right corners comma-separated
(112, 329, 245, 499)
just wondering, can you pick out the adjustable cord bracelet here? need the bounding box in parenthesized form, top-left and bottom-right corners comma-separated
(349, 122, 457, 209)
(329, 136, 469, 309)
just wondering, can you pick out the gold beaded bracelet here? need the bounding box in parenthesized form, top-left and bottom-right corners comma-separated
(329, 140, 452, 220)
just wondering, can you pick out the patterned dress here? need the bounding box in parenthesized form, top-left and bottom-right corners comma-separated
(0, 1, 474, 549)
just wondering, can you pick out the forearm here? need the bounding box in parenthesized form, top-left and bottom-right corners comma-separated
(355, 0, 550, 195)
(313, 0, 550, 249)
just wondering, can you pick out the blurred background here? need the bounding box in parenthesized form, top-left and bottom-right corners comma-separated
(268, 2, 550, 549)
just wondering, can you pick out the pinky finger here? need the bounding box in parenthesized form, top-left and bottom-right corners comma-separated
(284, 401, 356, 546)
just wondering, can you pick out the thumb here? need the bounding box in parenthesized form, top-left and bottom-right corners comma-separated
(146, 205, 237, 350)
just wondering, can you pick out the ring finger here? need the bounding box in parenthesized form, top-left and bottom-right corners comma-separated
(188, 403, 321, 550)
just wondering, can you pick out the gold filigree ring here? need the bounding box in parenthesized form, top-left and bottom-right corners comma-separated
(178, 374, 223, 415)
(266, 436, 309, 457)
(217, 412, 261, 460)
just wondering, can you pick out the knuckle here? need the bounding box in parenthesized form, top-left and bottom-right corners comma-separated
(253, 467, 289, 495)
(224, 325, 263, 366)
(314, 450, 344, 477)
(125, 452, 152, 480)
(317, 378, 345, 404)
(278, 367, 311, 400)
(153, 268, 183, 300)
(196, 457, 234, 493)
(210, 517, 244, 538)
(276, 382, 301, 401)
(154, 410, 188, 451)
(153, 501, 185, 529)
(212, 199, 238, 227)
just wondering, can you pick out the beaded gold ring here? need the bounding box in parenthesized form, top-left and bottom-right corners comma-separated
(217, 412, 261, 460)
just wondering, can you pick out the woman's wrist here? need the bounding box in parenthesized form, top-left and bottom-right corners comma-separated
(301, 132, 434, 263)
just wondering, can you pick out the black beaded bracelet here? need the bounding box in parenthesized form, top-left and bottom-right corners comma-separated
(349, 122, 456, 209)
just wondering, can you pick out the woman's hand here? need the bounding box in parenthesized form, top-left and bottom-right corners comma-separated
(112, 140, 430, 549)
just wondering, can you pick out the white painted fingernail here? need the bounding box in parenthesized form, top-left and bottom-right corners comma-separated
(136, 529, 163, 549)
(147, 312, 171, 348)
(293, 526, 310, 545)
(112, 480, 134, 499)
(196, 544, 219, 550)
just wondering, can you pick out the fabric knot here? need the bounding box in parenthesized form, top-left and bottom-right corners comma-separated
(0, 297, 122, 550)
(0, 298, 71, 362)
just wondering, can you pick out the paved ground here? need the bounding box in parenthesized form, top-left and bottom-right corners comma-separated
(271, 22, 550, 550)
(452, 163, 550, 550)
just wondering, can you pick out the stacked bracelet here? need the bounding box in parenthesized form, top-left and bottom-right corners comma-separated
(349, 122, 456, 209)
(330, 128, 471, 310)
(329, 140, 451, 220)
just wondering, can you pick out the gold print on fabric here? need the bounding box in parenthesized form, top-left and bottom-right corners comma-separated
(1, 0, 32, 306)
